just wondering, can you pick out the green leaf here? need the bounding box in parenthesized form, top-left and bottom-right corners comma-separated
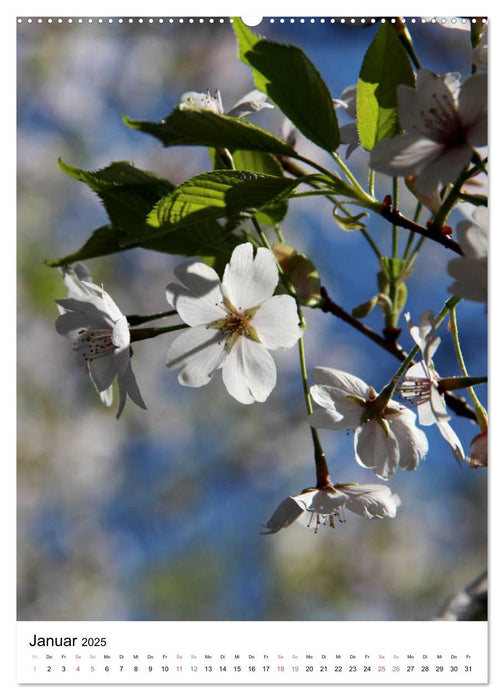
(46, 225, 128, 267)
(356, 22, 415, 151)
(49, 160, 243, 270)
(231, 150, 287, 224)
(123, 106, 295, 156)
(233, 18, 340, 152)
(46, 221, 242, 272)
(58, 159, 173, 237)
(333, 209, 369, 231)
(131, 170, 301, 244)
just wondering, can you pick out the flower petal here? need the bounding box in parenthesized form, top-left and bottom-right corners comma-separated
(179, 90, 220, 112)
(311, 367, 370, 399)
(447, 258, 487, 302)
(166, 327, 226, 387)
(226, 89, 273, 119)
(436, 419, 465, 465)
(262, 497, 304, 534)
(222, 243, 278, 310)
(370, 134, 443, 177)
(87, 355, 117, 393)
(166, 261, 225, 326)
(116, 361, 147, 419)
(222, 336, 276, 404)
(414, 144, 473, 194)
(458, 73, 487, 146)
(252, 295, 302, 349)
(294, 489, 346, 515)
(388, 411, 428, 471)
(340, 484, 400, 519)
(354, 422, 400, 480)
(309, 385, 364, 429)
(307, 406, 348, 431)
(99, 386, 114, 408)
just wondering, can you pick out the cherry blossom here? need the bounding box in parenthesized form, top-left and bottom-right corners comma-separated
(165, 243, 302, 404)
(262, 482, 400, 534)
(58, 263, 112, 408)
(56, 278, 146, 419)
(370, 69, 487, 194)
(447, 205, 488, 303)
(179, 88, 273, 119)
(399, 311, 465, 464)
(308, 368, 428, 479)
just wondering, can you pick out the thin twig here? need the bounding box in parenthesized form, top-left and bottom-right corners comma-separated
(318, 287, 476, 421)
(381, 197, 464, 255)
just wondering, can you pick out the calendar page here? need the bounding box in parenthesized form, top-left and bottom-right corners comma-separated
(16, 8, 489, 689)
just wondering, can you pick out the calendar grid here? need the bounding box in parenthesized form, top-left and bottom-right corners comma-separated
(17, 621, 488, 684)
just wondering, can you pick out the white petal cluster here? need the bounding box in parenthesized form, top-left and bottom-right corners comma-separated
(166, 243, 302, 404)
(308, 368, 428, 480)
(263, 482, 401, 534)
(401, 311, 465, 464)
(179, 88, 273, 119)
(55, 268, 146, 419)
(447, 206, 488, 303)
(370, 69, 487, 195)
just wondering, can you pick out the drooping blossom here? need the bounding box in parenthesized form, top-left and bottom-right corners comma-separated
(333, 85, 360, 158)
(467, 430, 487, 468)
(399, 311, 465, 464)
(447, 205, 488, 303)
(165, 243, 302, 404)
(55, 276, 146, 419)
(179, 88, 273, 119)
(308, 368, 428, 480)
(262, 482, 401, 534)
(370, 69, 487, 195)
(58, 263, 112, 408)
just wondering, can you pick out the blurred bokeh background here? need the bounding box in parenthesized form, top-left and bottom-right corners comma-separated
(17, 16, 487, 621)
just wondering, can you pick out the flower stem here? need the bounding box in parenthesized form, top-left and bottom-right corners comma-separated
(130, 324, 188, 342)
(392, 177, 399, 259)
(274, 223, 285, 243)
(393, 17, 422, 69)
(293, 153, 380, 210)
(368, 168, 376, 199)
(432, 161, 474, 228)
(127, 309, 178, 326)
(331, 150, 377, 206)
(374, 296, 461, 408)
(297, 331, 331, 487)
(449, 305, 488, 430)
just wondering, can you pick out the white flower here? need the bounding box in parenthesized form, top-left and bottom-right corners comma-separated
(262, 482, 401, 534)
(447, 205, 488, 303)
(370, 69, 487, 194)
(334, 85, 360, 158)
(399, 311, 465, 464)
(55, 279, 146, 419)
(58, 263, 113, 408)
(308, 368, 428, 480)
(165, 243, 302, 404)
(179, 88, 273, 119)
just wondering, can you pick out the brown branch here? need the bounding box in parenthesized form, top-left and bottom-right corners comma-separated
(318, 287, 476, 421)
(381, 196, 464, 256)
(435, 570, 487, 621)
